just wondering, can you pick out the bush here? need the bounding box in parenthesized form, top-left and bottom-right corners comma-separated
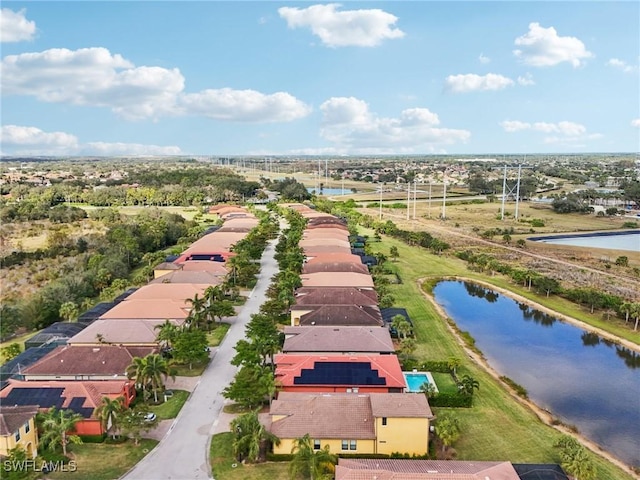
(78, 434, 106, 443)
(265, 453, 294, 462)
(420, 361, 451, 373)
(499, 376, 528, 399)
(429, 393, 473, 408)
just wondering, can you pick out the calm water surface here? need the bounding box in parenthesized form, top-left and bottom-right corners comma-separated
(531, 231, 639, 252)
(433, 280, 640, 467)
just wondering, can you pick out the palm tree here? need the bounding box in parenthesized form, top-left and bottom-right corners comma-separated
(38, 408, 83, 456)
(632, 302, 640, 332)
(230, 410, 280, 463)
(95, 396, 125, 439)
(447, 357, 461, 378)
(186, 293, 207, 328)
(59, 301, 79, 323)
(619, 301, 633, 325)
(391, 314, 412, 339)
(126, 356, 149, 397)
(458, 375, 480, 396)
(434, 413, 461, 454)
(155, 319, 178, 350)
(289, 434, 337, 480)
(144, 353, 176, 403)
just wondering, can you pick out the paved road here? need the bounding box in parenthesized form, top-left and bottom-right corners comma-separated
(122, 238, 279, 480)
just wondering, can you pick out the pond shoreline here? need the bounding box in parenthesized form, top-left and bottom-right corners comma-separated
(419, 276, 640, 479)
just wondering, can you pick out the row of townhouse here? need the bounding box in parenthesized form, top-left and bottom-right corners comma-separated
(0, 206, 257, 458)
(265, 205, 569, 480)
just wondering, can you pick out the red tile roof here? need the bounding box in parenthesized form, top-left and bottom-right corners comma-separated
(302, 261, 369, 274)
(300, 272, 375, 288)
(282, 326, 394, 354)
(297, 305, 383, 327)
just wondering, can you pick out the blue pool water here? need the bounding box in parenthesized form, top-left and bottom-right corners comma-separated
(404, 372, 437, 392)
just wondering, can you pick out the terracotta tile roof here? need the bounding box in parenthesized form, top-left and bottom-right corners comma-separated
(305, 253, 364, 265)
(307, 217, 347, 226)
(300, 272, 375, 288)
(275, 354, 406, 389)
(23, 345, 156, 377)
(68, 319, 182, 345)
(294, 287, 378, 306)
(1, 380, 129, 418)
(184, 232, 248, 253)
(154, 262, 181, 271)
(125, 283, 210, 302)
(336, 459, 521, 480)
(99, 298, 191, 320)
(269, 392, 375, 440)
(369, 393, 433, 418)
(0, 406, 38, 436)
(303, 245, 353, 255)
(305, 223, 349, 231)
(303, 229, 351, 240)
(208, 204, 247, 214)
(303, 262, 369, 274)
(283, 326, 394, 354)
(299, 239, 352, 249)
(150, 271, 225, 285)
(179, 261, 229, 274)
(298, 305, 383, 327)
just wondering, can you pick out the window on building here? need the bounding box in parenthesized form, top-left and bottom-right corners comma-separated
(341, 440, 348, 451)
(382, 417, 387, 426)
(24, 422, 30, 434)
(15, 431, 20, 442)
(313, 439, 321, 450)
(349, 440, 357, 451)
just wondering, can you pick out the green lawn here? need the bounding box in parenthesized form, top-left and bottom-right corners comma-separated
(208, 323, 231, 347)
(366, 231, 635, 479)
(431, 372, 458, 394)
(46, 439, 158, 480)
(171, 359, 209, 376)
(210, 432, 290, 480)
(148, 389, 189, 419)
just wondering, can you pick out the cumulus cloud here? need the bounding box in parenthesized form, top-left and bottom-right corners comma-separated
(632, 119, 640, 128)
(478, 53, 490, 64)
(1, 8, 36, 43)
(445, 73, 514, 93)
(500, 120, 587, 136)
(278, 3, 404, 47)
(179, 88, 311, 123)
(513, 22, 592, 67)
(1, 46, 311, 122)
(0, 125, 181, 156)
(607, 58, 637, 73)
(318, 96, 469, 154)
(517, 73, 535, 86)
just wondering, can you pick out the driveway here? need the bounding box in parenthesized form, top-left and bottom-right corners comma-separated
(122, 238, 279, 480)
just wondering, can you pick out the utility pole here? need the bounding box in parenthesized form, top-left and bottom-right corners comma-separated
(441, 182, 447, 220)
(379, 184, 382, 220)
(412, 180, 417, 220)
(428, 182, 432, 219)
(514, 163, 522, 221)
(501, 165, 507, 221)
(406, 182, 411, 220)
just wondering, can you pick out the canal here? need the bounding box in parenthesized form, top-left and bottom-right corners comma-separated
(432, 280, 640, 467)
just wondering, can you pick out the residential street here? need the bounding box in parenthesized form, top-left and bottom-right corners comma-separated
(122, 237, 279, 480)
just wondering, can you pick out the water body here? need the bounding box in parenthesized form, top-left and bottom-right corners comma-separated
(530, 231, 640, 253)
(432, 280, 640, 467)
(307, 187, 350, 196)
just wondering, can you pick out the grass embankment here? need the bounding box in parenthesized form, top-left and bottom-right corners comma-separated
(368, 232, 635, 479)
(210, 432, 289, 480)
(46, 439, 158, 480)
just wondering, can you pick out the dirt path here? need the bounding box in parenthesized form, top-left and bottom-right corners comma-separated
(418, 277, 640, 479)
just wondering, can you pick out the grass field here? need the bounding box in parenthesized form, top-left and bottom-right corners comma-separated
(148, 389, 189, 419)
(46, 439, 158, 480)
(367, 232, 635, 479)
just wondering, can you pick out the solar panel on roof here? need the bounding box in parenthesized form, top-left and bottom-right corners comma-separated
(4, 388, 65, 408)
(293, 361, 386, 386)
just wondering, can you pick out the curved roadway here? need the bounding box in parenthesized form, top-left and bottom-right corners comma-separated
(122, 237, 279, 480)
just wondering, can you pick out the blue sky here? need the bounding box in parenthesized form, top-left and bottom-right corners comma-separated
(1, 1, 639, 156)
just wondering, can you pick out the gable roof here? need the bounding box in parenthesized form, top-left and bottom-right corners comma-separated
(300, 272, 375, 288)
(369, 393, 433, 418)
(335, 459, 521, 480)
(305, 253, 364, 265)
(283, 326, 394, 354)
(302, 261, 369, 275)
(1, 379, 129, 418)
(179, 261, 229, 274)
(275, 354, 406, 389)
(23, 345, 156, 377)
(0, 406, 39, 436)
(269, 392, 375, 440)
(150, 270, 225, 285)
(297, 305, 383, 327)
(125, 283, 210, 302)
(302, 229, 350, 240)
(299, 238, 352, 249)
(305, 223, 349, 231)
(303, 245, 353, 255)
(294, 287, 378, 305)
(68, 319, 182, 345)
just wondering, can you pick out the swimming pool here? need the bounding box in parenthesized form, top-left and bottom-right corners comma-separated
(403, 371, 438, 393)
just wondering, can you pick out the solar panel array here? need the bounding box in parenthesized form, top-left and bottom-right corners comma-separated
(188, 254, 225, 262)
(68, 397, 94, 418)
(293, 361, 386, 386)
(4, 387, 65, 409)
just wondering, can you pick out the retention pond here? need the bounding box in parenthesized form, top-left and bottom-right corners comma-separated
(432, 280, 640, 467)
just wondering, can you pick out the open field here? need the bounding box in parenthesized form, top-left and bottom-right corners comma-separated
(366, 232, 636, 478)
(46, 438, 158, 480)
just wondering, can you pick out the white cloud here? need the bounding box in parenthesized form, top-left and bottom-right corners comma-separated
(478, 53, 491, 64)
(1, 46, 311, 123)
(500, 120, 587, 136)
(517, 73, 535, 86)
(318, 97, 469, 154)
(607, 58, 637, 73)
(445, 73, 514, 93)
(179, 88, 311, 123)
(0, 125, 181, 156)
(1, 8, 36, 43)
(278, 3, 404, 47)
(632, 119, 640, 128)
(513, 22, 593, 67)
